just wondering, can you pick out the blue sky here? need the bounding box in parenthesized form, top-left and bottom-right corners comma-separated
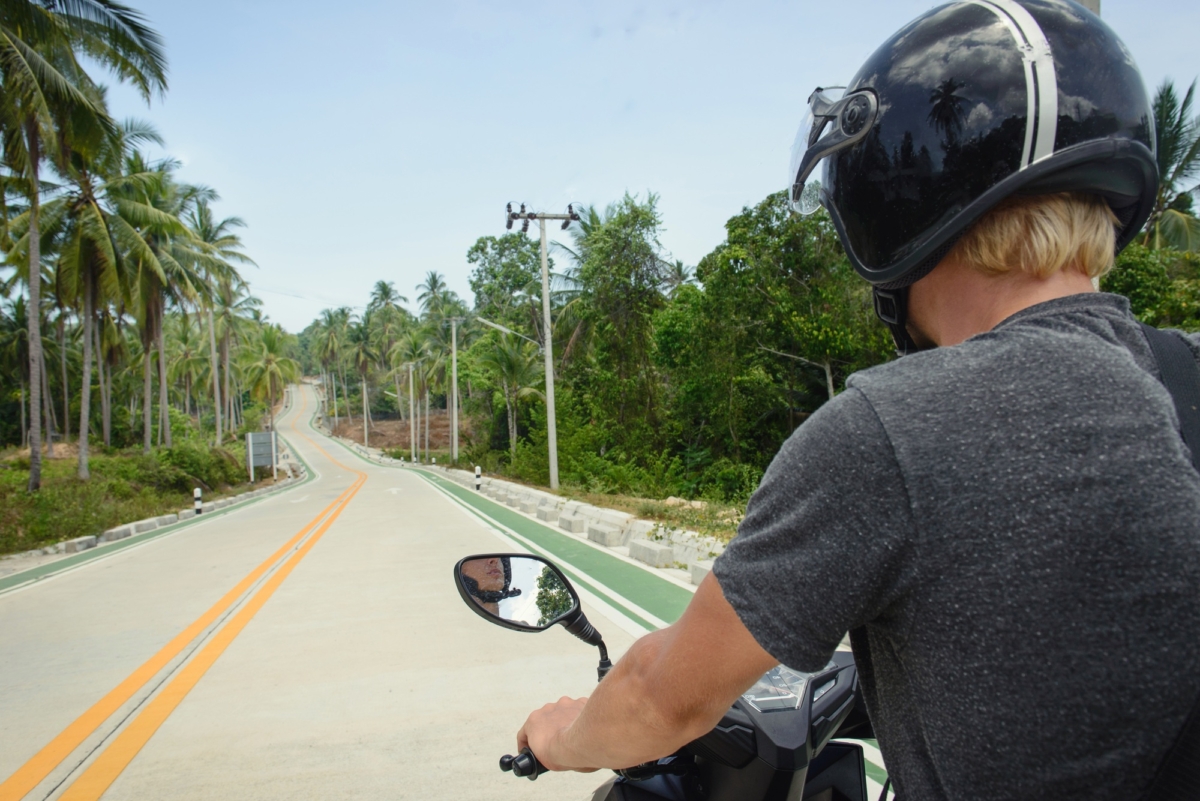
(101, 0, 1200, 332)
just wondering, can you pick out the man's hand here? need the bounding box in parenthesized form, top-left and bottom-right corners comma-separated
(516, 696, 597, 772)
(511, 573, 779, 772)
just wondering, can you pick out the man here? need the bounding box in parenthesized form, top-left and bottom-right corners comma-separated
(460, 556, 522, 617)
(514, 2, 1200, 799)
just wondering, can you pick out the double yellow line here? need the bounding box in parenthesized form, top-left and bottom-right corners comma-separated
(0, 387, 366, 801)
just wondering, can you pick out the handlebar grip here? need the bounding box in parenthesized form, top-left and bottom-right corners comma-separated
(499, 748, 548, 780)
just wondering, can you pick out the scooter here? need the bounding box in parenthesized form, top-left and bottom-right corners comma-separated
(454, 553, 879, 801)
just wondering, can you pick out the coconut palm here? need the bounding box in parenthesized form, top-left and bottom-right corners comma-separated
(241, 323, 299, 433)
(1144, 78, 1200, 252)
(345, 316, 376, 446)
(1, 0, 167, 489)
(477, 334, 543, 459)
(188, 198, 253, 446)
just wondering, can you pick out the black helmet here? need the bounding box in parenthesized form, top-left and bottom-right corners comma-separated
(788, 0, 1158, 351)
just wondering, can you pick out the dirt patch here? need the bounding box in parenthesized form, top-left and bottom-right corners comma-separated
(332, 410, 469, 451)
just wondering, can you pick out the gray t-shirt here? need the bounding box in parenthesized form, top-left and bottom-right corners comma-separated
(714, 294, 1200, 800)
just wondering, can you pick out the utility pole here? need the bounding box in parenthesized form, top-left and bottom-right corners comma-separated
(407, 362, 415, 463)
(505, 203, 580, 490)
(448, 317, 464, 463)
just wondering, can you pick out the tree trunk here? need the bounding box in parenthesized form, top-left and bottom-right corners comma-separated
(20, 381, 27, 448)
(823, 360, 835, 401)
(362, 377, 368, 447)
(223, 333, 232, 434)
(342, 369, 352, 424)
(143, 339, 153, 454)
(100, 321, 111, 448)
(507, 390, 517, 460)
(26, 121, 42, 490)
(78, 274, 94, 480)
(208, 306, 221, 445)
(59, 314, 69, 443)
(331, 369, 339, 428)
(42, 347, 55, 458)
(424, 385, 430, 462)
(158, 322, 171, 447)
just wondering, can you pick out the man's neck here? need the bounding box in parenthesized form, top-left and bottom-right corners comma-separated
(907, 259, 1098, 347)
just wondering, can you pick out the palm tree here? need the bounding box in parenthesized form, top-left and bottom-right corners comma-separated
(46, 117, 164, 476)
(1, 0, 167, 489)
(188, 199, 253, 446)
(1144, 78, 1200, 252)
(928, 77, 968, 145)
(477, 334, 543, 460)
(345, 316, 376, 446)
(416, 271, 448, 318)
(242, 323, 299, 433)
(367, 280, 407, 314)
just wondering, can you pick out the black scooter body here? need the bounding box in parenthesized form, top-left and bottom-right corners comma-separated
(590, 650, 869, 801)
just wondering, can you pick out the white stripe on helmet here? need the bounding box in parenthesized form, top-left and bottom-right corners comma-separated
(966, 0, 1059, 168)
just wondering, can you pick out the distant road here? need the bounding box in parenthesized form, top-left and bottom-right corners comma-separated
(0, 383, 632, 801)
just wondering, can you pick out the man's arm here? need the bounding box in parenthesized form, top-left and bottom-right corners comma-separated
(516, 571, 779, 771)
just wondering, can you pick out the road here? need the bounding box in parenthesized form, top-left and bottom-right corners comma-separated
(0, 383, 636, 801)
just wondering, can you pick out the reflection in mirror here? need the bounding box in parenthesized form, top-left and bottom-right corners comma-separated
(458, 556, 578, 629)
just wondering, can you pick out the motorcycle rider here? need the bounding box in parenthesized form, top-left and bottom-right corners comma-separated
(460, 556, 522, 616)
(515, 2, 1200, 799)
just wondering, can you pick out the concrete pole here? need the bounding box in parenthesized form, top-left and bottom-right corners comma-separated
(362, 378, 368, 448)
(272, 430, 278, 481)
(451, 319, 459, 463)
(408, 363, 415, 463)
(537, 219, 560, 489)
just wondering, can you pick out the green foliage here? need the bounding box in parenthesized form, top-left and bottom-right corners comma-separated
(467, 233, 545, 329)
(1102, 244, 1200, 330)
(0, 446, 253, 554)
(535, 567, 573, 626)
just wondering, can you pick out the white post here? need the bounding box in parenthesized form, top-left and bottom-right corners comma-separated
(408, 363, 415, 464)
(271, 430, 278, 481)
(537, 219, 560, 489)
(246, 432, 253, 483)
(451, 319, 459, 463)
(194, 486, 202, 515)
(362, 378, 368, 449)
(475, 465, 481, 492)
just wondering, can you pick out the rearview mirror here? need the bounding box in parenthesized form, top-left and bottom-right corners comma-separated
(454, 554, 580, 632)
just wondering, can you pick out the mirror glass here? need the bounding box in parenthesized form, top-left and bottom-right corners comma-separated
(457, 555, 579, 630)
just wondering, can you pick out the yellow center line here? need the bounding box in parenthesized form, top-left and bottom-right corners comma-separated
(0, 386, 361, 801)
(58, 468, 367, 801)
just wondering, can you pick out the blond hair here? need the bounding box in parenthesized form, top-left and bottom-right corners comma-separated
(948, 192, 1118, 279)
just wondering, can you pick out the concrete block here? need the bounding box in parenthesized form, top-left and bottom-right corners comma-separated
(506, 494, 521, 508)
(558, 514, 586, 534)
(629, 539, 675, 569)
(592, 509, 634, 528)
(519, 500, 539, 514)
(133, 519, 159, 534)
(625, 520, 657, 541)
(214, 499, 231, 509)
(155, 514, 178, 526)
(64, 535, 97, 553)
(690, 560, 714, 585)
(102, 525, 132, 542)
(178, 509, 196, 520)
(536, 507, 560, 523)
(587, 522, 624, 548)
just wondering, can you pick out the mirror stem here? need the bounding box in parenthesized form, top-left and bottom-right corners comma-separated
(597, 641, 612, 682)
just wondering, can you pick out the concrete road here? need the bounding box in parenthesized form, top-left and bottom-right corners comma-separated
(0, 383, 635, 801)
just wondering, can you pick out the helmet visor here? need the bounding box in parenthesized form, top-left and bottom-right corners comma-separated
(788, 87, 844, 215)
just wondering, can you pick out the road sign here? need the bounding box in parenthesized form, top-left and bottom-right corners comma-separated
(246, 431, 278, 481)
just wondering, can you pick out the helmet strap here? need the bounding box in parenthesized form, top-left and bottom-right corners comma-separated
(873, 287, 922, 356)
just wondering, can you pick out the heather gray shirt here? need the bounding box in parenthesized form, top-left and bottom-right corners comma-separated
(714, 294, 1200, 801)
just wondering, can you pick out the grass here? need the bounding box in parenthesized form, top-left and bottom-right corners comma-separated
(0, 447, 271, 555)
(556, 489, 743, 544)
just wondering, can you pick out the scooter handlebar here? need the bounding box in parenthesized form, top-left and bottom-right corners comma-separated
(499, 748, 548, 780)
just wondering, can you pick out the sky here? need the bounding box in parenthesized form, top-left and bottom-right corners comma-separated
(100, 0, 1200, 333)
